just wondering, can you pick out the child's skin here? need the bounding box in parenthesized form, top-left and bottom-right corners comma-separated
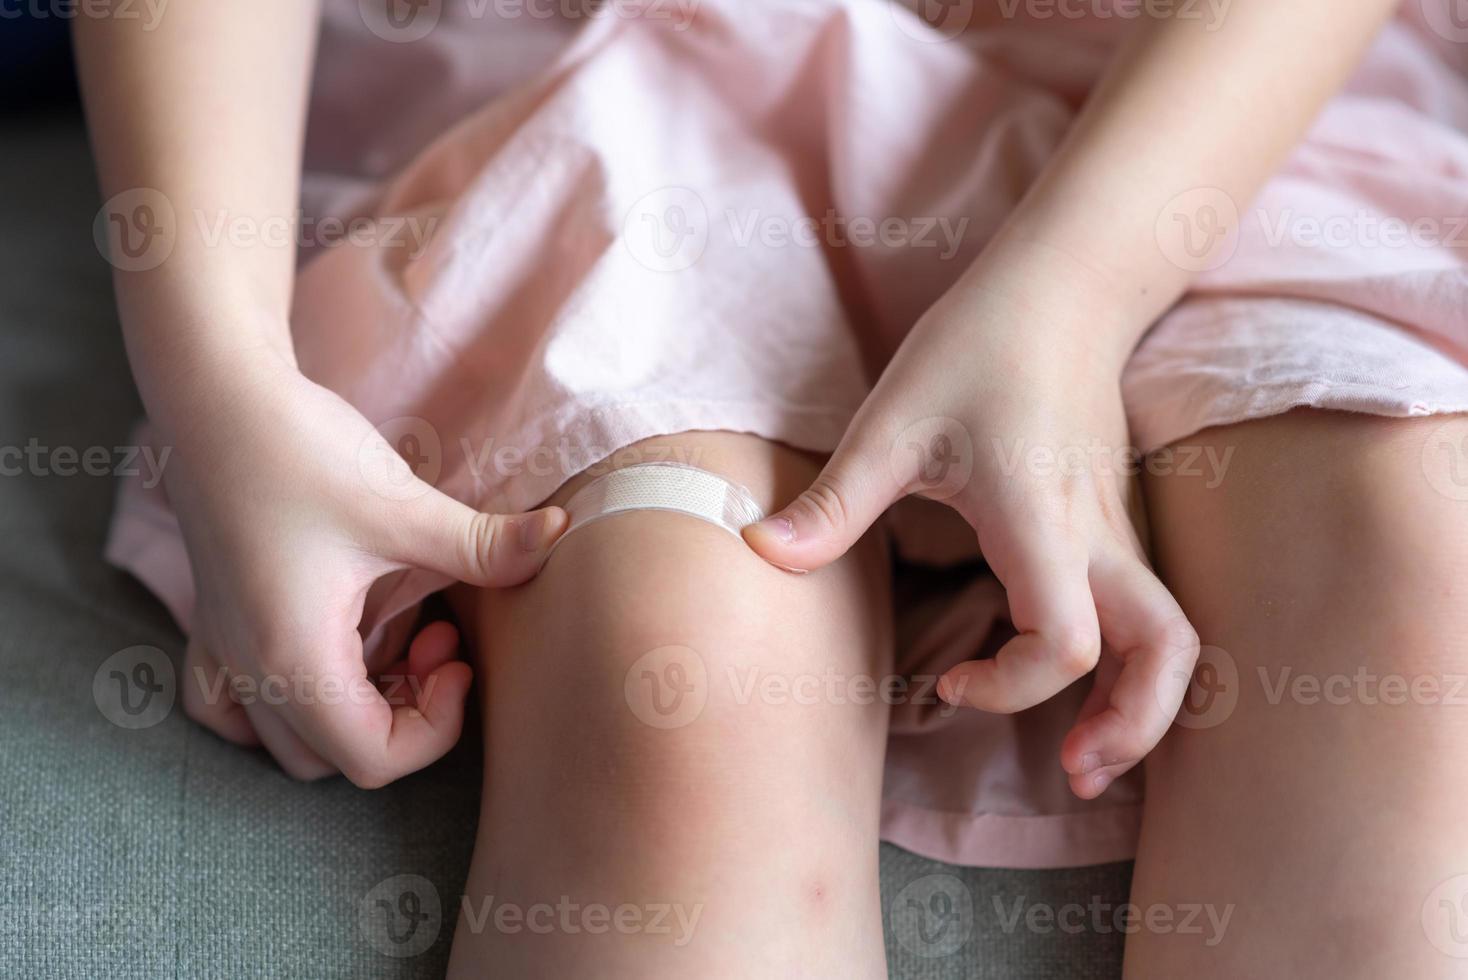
(77, 1, 1451, 976)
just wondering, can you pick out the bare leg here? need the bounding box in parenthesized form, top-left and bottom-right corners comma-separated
(1127, 410, 1468, 977)
(445, 432, 893, 979)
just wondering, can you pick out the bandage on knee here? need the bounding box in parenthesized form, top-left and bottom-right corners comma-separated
(554, 462, 765, 548)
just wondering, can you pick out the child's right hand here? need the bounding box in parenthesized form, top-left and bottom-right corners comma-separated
(159, 347, 567, 786)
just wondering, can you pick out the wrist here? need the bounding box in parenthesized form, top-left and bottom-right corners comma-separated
(122, 306, 299, 437)
(940, 234, 1155, 379)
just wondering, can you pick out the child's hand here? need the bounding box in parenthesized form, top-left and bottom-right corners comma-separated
(161, 349, 567, 787)
(743, 279, 1199, 799)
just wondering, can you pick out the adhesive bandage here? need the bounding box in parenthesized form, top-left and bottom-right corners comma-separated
(553, 462, 766, 550)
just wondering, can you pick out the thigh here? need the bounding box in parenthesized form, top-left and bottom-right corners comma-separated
(449, 431, 893, 979)
(1127, 409, 1468, 978)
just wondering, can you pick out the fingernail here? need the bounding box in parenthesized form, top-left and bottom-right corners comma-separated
(752, 515, 795, 544)
(1091, 772, 1113, 794)
(1078, 752, 1101, 774)
(519, 508, 568, 552)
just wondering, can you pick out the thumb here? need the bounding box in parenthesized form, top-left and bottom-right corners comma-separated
(384, 485, 569, 587)
(742, 438, 898, 572)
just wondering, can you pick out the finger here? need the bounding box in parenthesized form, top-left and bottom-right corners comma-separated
(1063, 653, 1130, 799)
(937, 521, 1100, 713)
(180, 638, 259, 747)
(279, 626, 474, 790)
(241, 697, 337, 782)
(381, 485, 568, 588)
(1059, 552, 1200, 796)
(742, 426, 902, 572)
(374, 621, 462, 705)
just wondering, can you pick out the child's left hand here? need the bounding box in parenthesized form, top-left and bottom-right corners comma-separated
(743, 270, 1200, 799)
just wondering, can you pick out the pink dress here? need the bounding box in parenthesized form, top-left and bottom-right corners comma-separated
(107, 0, 1468, 868)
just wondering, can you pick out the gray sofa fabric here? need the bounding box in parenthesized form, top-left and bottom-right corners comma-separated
(0, 108, 1131, 979)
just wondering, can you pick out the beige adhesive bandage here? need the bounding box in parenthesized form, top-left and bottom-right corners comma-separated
(553, 462, 766, 550)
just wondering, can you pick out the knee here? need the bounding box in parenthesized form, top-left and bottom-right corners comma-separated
(476, 507, 891, 835)
(1146, 412, 1468, 767)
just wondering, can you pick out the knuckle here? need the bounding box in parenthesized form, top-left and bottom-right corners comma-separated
(460, 511, 501, 581)
(341, 756, 393, 791)
(798, 474, 852, 532)
(278, 756, 330, 784)
(1160, 614, 1201, 658)
(1052, 624, 1102, 676)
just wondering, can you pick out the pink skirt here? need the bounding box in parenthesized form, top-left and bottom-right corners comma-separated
(107, 0, 1468, 868)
